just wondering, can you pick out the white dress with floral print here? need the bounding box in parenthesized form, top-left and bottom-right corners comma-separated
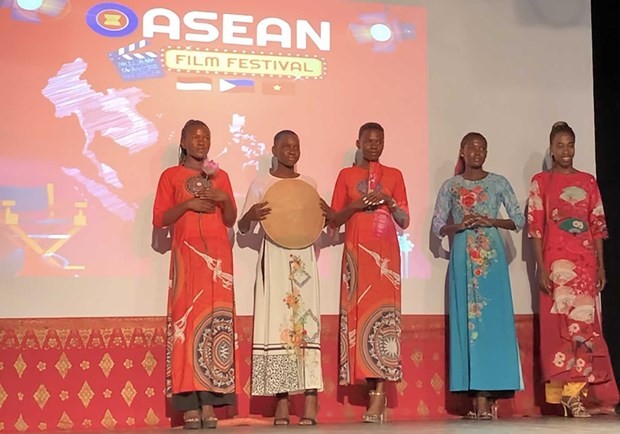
(241, 173, 323, 396)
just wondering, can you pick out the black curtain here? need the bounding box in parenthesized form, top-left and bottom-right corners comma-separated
(592, 1, 620, 405)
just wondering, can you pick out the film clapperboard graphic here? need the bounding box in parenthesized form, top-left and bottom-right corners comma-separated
(108, 39, 164, 80)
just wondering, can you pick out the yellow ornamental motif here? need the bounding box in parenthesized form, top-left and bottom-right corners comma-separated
(410, 350, 423, 367)
(99, 353, 114, 378)
(121, 381, 137, 407)
(14, 415, 28, 432)
(395, 378, 408, 396)
(145, 408, 160, 426)
(33, 384, 50, 409)
(417, 399, 430, 417)
(14, 354, 27, 379)
(55, 353, 71, 379)
(0, 384, 7, 409)
(56, 329, 71, 348)
(430, 373, 444, 394)
(141, 351, 157, 376)
(78, 381, 95, 408)
(57, 413, 73, 430)
(101, 410, 117, 430)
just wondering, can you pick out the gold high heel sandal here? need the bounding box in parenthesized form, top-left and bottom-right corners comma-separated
(561, 395, 591, 418)
(469, 396, 495, 421)
(200, 405, 218, 429)
(362, 391, 387, 423)
(490, 400, 498, 420)
(201, 417, 218, 429)
(183, 410, 202, 430)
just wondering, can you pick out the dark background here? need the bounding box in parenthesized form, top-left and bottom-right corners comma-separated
(592, 0, 620, 408)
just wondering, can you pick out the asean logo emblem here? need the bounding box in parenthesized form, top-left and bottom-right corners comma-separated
(86, 3, 138, 37)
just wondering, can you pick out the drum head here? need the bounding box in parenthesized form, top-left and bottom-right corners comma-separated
(261, 179, 325, 249)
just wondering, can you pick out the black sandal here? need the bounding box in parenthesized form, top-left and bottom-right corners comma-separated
(300, 389, 318, 426)
(299, 418, 317, 426)
(274, 418, 290, 426)
(274, 392, 290, 426)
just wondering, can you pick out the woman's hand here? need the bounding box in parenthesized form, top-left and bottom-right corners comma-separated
(320, 199, 335, 221)
(538, 268, 552, 295)
(457, 214, 478, 232)
(597, 267, 607, 292)
(202, 188, 229, 203)
(185, 198, 216, 213)
(246, 202, 271, 222)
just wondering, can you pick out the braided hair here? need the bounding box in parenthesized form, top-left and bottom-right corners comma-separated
(178, 119, 209, 164)
(549, 121, 575, 143)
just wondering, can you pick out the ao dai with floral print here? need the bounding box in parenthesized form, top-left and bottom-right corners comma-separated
(527, 170, 614, 387)
(432, 173, 524, 392)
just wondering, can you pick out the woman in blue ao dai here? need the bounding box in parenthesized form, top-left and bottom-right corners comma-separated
(431, 132, 524, 420)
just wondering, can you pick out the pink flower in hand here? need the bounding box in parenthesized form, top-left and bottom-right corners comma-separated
(202, 159, 219, 177)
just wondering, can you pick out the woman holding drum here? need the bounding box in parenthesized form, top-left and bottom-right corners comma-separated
(239, 130, 330, 426)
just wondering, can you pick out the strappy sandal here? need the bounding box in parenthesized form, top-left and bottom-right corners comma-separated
(476, 396, 494, 420)
(183, 411, 202, 430)
(478, 411, 494, 420)
(274, 393, 290, 426)
(300, 389, 318, 426)
(462, 411, 478, 420)
(274, 418, 290, 426)
(362, 391, 386, 423)
(490, 399, 498, 419)
(201, 417, 218, 429)
(561, 395, 591, 418)
(463, 398, 478, 420)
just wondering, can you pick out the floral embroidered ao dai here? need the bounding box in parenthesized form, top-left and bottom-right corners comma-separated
(432, 173, 524, 393)
(528, 170, 617, 397)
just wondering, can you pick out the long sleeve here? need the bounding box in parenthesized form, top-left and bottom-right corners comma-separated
(392, 169, 410, 218)
(431, 180, 451, 238)
(527, 174, 545, 239)
(500, 176, 525, 232)
(152, 170, 174, 228)
(330, 170, 348, 213)
(588, 176, 608, 239)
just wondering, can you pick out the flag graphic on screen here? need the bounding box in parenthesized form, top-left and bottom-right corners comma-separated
(262, 81, 295, 95)
(219, 78, 255, 93)
(176, 77, 213, 91)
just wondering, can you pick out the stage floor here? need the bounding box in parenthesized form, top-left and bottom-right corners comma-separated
(107, 417, 620, 434)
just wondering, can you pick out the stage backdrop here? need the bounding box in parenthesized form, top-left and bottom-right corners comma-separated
(0, 0, 595, 318)
(0, 0, 605, 432)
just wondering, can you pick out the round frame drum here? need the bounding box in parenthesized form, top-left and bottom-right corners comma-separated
(261, 179, 324, 249)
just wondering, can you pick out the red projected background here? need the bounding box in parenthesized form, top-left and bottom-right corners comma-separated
(0, 0, 427, 280)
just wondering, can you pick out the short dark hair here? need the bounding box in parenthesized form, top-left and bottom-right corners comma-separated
(274, 129, 298, 145)
(358, 122, 384, 139)
(459, 132, 487, 149)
